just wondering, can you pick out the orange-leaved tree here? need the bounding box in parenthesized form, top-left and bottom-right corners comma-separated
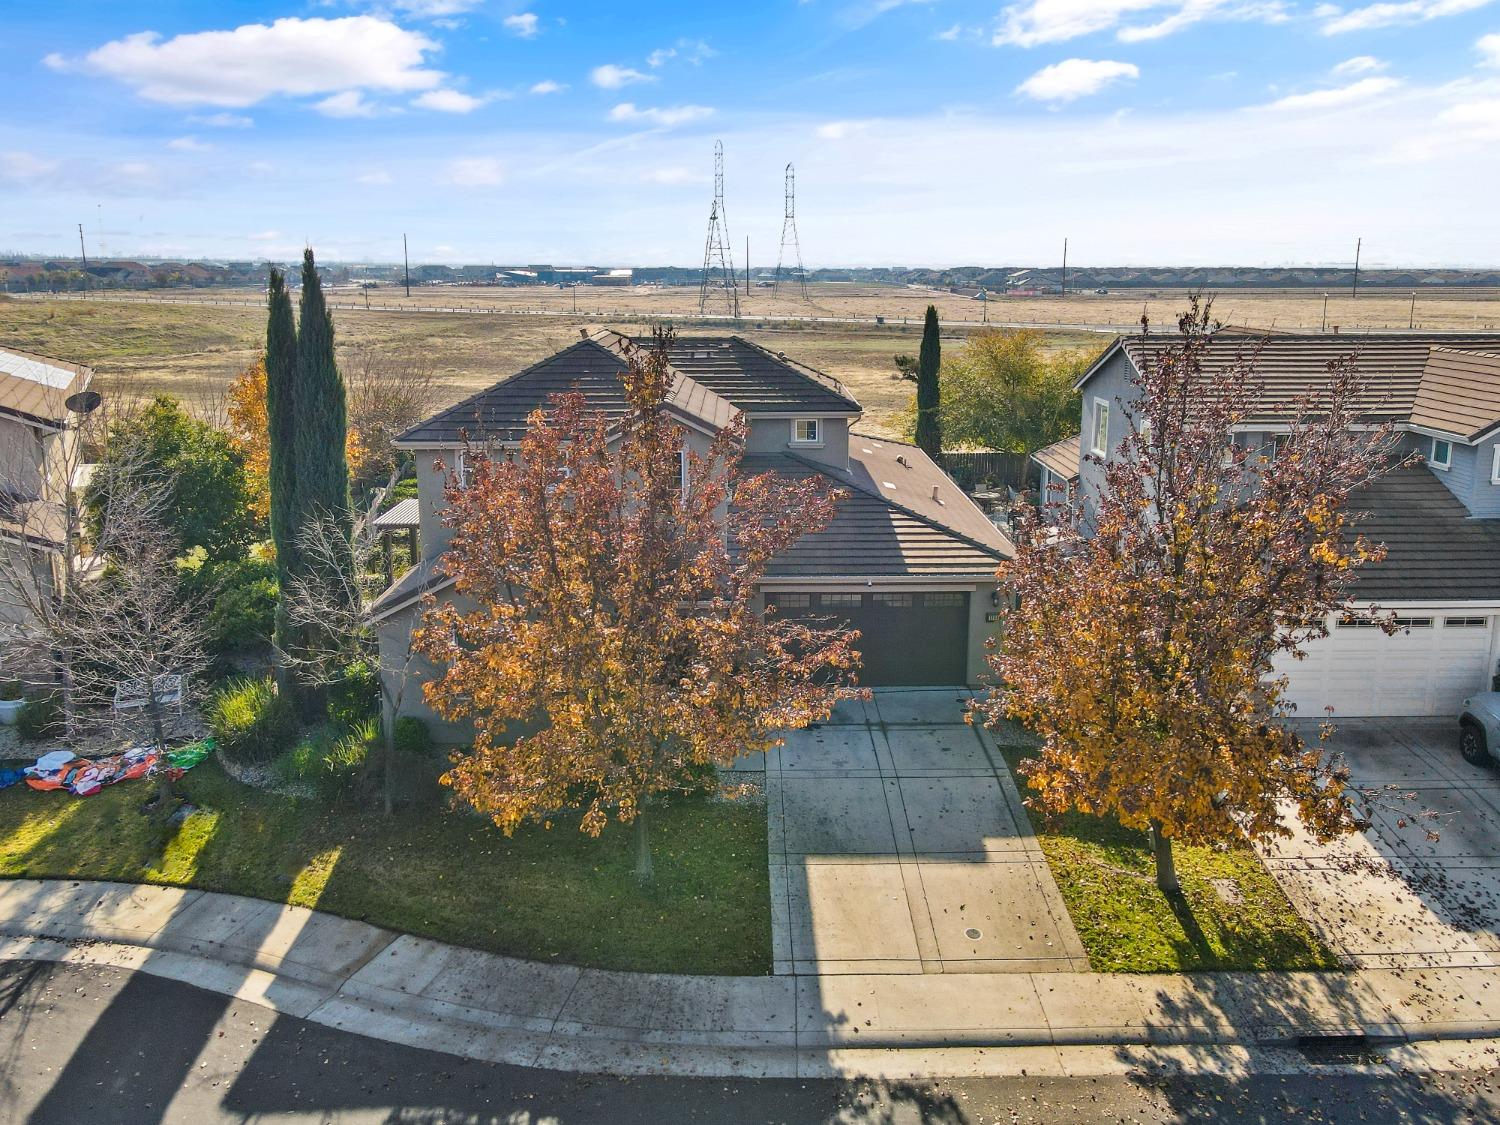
(413, 331, 865, 880)
(973, 298, 1405, 893)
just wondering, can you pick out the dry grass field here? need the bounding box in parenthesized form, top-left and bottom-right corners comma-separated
(6, 280, 1495, 437)
(0, 293, 1100, 437)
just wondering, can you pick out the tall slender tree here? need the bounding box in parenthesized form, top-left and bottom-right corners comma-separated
(265, 268, 300, 692)
(913, 305, 942, 460)
(290, 249, 354, 714)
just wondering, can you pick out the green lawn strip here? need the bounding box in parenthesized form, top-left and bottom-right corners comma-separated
(0, 761, 770, 976)
(995, 744, 1339, 973)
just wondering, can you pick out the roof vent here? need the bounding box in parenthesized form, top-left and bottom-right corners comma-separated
(896, 454, 909, 467)
(579, 328, 589, 339)
(931, 484, 941, 501)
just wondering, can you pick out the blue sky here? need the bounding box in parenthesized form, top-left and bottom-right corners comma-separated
(4, 0, 1499, 266)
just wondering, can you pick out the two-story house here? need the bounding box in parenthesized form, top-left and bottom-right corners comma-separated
(371, 329, 1011, 735)
(1035, 331, 1500, 718)
(0, 346, 95, 635)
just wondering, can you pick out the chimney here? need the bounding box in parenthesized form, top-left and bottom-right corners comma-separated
(579, 327, 590, 339)
(931, 484, 941, 502)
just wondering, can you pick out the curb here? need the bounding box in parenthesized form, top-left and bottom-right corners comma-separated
(4, 878, 1500, 1079)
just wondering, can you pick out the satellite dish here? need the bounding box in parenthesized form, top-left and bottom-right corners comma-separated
(64, 390, 103, 415)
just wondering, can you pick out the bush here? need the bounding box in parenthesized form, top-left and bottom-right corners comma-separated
(392, 716, 433, 756)
(275, 720, 376, 804)
(328, 661, 381, 729)
(0, 678, 25, 701)
(208, 676, 297, 763)
(186, 557, 277, 666)
(16, 692, 62, 742)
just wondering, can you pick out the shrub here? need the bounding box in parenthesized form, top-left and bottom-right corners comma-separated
(208, 676, 297, 763)
(187, 557, 277, 665)
(328, 661, 381, 729)
(392, 716, 433, 756)
(0, 678, 25, 701)
(273, 720, 377, 804)
(16, 692, 62, 742)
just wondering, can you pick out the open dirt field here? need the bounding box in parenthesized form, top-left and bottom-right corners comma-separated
(0, 294, 1102, 438)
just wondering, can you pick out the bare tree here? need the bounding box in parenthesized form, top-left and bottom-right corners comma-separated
(341, 342, 439, 497)
(281, 511, 418, 815)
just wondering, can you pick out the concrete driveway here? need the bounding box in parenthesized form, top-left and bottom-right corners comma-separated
(1261, 718, 1500, 968)
(766, 688, 1087, 976)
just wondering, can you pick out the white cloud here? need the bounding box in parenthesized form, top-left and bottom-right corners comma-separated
(645, 166, 700, 185)
(57, 17, 444, 108)
(590, 64, 655, 89)
(167, 135, 213, 152)
(447, 156, 505, 187)
(0, 151, 61, 183)
(1317, 0, 1494, 34)
(1480, 33, 1500, 65)
(936, 23, 964, 39)
(529, 79, 566, 94)
(1332, 55, 1386, 76)
(1016, 58, 1139, 102)
(1258, 75, 1400, 110)
(189, 111, 253, 128)
(647, 39, 717, 67)
(607, 102, 715, 127)
(388, 0, 485, 14)
(357, 170, 393, 184)
(994, 0, 1287, 47)
(840, 0, 939, 29)
(246, 229, 281, 241)
(316, 90, 380, 118)
(815, 119, 873, 140)
(413, 88, 488, 113)
(503, 13, 541, 38)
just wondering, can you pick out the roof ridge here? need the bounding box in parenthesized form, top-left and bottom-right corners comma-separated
(731, 336, 860, 407)
(782, 451, 1009, 561)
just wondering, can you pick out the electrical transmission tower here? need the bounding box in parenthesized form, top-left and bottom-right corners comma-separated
(774, 163, 806, 300)
(698, 140, 739, 318)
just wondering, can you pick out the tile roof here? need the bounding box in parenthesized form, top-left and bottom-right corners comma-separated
(369, 556, 451, 621)
(739, 440, 1011, 579)
(1104, 331, 1500, 426)
(1031, 434, 1081, 482)
(644, 336, 862, 414)
(1348, 464, 1500, 602)
(396, 332, 739, 446)
(0, 346, 93, 429)
(1409, 349, 1500, 441)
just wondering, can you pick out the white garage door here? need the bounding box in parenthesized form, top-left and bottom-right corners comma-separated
(1275, 612, 1498, 718)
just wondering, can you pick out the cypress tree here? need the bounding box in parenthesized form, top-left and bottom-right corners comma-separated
(292, 249, 354, 716)
(265, 268, 300, 692)
(914, 304, 942, 461)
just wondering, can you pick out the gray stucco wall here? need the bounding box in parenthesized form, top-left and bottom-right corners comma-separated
(1076, 350, 1139, 525)
(746, 416, 851, 470)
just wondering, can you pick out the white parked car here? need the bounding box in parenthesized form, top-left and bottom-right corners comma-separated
(1460, 692, 1500, 766)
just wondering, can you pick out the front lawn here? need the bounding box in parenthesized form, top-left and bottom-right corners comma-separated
(0, 761, 770, 975)
(996, 743, 1339, 974)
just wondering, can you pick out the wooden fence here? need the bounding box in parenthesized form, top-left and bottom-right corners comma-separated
(939, 451, 1034, 493)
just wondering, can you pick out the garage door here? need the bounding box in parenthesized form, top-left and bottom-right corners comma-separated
(1274, 613, 1497, 717)
(766, 590, 969, 686)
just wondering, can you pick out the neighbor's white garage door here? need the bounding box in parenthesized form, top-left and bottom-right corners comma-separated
(1275, 612, 1498, 718)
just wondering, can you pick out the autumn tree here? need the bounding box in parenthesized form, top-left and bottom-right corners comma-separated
(413, 332, 864, 880)
(974, 299, 1402, 892)
(225, 358, 273, 524)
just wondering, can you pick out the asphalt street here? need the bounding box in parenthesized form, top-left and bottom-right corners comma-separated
(3, 959, 1500, 1124)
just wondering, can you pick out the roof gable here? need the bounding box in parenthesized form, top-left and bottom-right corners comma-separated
(1409, 349, 1500, 442)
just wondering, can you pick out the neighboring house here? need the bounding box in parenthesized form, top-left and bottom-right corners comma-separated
(371, 329, 1010, 733)
(1070, 331, 1500, 718)
(0, 347, 95, 632)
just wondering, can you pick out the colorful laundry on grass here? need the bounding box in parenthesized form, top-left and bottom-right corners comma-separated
(18, 738, 215, 797)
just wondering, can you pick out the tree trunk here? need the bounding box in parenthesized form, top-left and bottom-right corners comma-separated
(383, 721, 395, 817)
(1150, 819, 1180, 894)
(634, 810, 654, 884)
(148, 697, 173, 811)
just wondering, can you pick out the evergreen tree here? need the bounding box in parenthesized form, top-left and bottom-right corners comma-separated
(914, 304, 943, 460)
(265, 268, 300, 691)
(292, 250, 354, 715)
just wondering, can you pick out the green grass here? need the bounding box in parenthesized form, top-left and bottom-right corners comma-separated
(0, 761, 770, 975)
(996, 744, 1340, 974)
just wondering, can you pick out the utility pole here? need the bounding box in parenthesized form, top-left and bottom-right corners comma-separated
(775, 163, 807, 301)
(1061, 237, 1068, 296)
(77, 224, 88, 270)
(1321, 292, 1329, 333)
(1351, 237, 1361, 300)
(1409, 292, 1416, 329)
(697, 140, 739, 318)
(403, 233, 411, 298)
(745, 236, 750, 295)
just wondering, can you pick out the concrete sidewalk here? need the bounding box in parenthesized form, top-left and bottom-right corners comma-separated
(6, 879, 1500, 1079)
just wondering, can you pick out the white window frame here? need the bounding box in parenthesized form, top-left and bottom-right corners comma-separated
(791, 418, 822, 446)
(1491, 444, 1500, 484)
(1090, 398, 1110, 456)
(678, 448, 689, 497)
(454, 450, 468, 487)
(1430, 437, 1452, 471)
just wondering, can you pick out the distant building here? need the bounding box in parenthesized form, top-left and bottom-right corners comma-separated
(589, 269, 633, 286)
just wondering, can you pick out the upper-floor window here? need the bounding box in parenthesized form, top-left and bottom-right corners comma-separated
(1090, 399, 1110, 456)
(792, 418, 821, 445)
(1491, 444, 1500, 485)
(1429, 437, 1452, 471)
